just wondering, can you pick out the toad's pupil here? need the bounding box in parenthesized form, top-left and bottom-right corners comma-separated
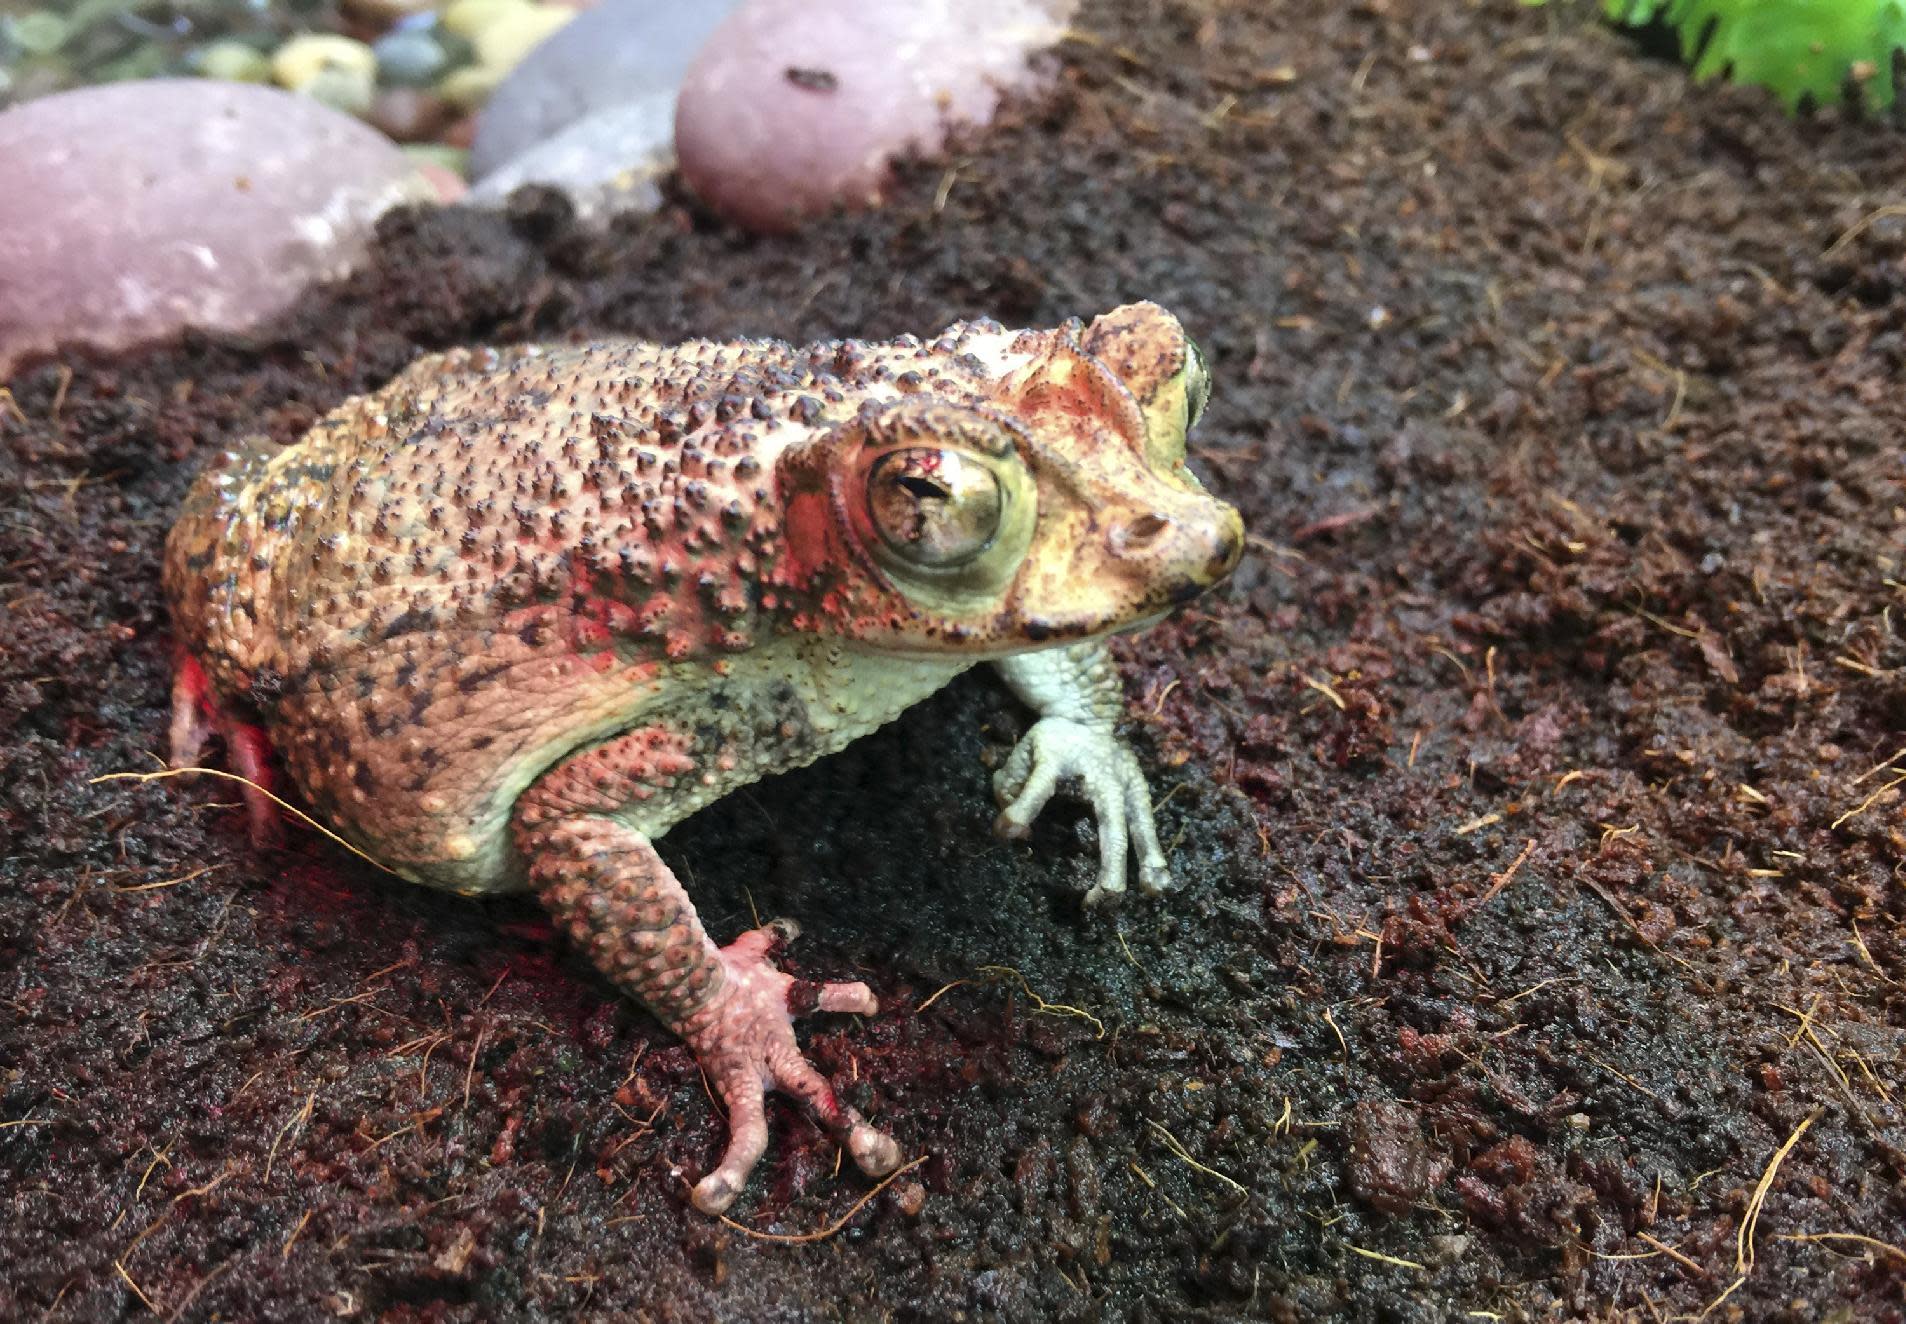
(897, 475, 950, 501)
(868, 448, 1001, 566)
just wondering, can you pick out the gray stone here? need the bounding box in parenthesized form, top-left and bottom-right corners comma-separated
(468, 0, 737, 180)
(373, 26, 452, 88)
(0, 80, 434, 375)
(467, 90, 672, 219)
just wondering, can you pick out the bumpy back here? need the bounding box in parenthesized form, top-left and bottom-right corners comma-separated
(163, 432, 292, 694)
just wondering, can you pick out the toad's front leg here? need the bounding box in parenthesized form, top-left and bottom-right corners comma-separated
(514, 725, 901, 1215)
(992, 642, 1171, 906)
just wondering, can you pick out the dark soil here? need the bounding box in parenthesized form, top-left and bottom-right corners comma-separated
(4, 1, 1904, 1319)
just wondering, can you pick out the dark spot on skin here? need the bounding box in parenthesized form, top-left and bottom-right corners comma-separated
(458, 662, 511, 694)
(321, 729, 352, 765)
(379, 605, 435, 642)
(471, 735, 494, 752)
(1025, 620, 1054, 643)
(353, 763, 375, 793)
(520, 620, 548, 647)
(250, 667, 285, 702)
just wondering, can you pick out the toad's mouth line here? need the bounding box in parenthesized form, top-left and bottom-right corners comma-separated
(868, 607, 1181, 662)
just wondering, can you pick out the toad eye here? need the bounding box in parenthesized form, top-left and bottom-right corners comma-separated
(867, 448, 1002, 567)
(1184, 339, 1211, 430)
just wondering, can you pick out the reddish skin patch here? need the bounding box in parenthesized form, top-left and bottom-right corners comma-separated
(168, 649, 283, 846)
(780, 487, 842, 588)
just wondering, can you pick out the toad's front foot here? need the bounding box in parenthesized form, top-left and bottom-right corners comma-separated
(681, 920, 901, 1215)
(994, 716, 1172, 906)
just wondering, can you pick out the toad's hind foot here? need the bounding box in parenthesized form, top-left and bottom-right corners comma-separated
(518, 778, 900, 1217)
(168, 652, 285, 848)
(681, 920, 900, 1215)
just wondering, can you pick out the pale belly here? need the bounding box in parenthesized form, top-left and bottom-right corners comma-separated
(293, 636, 975, 896)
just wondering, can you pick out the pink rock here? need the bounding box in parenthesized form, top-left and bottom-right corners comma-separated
(0, 80, 436, 376)
(675, 0, 1076, 233)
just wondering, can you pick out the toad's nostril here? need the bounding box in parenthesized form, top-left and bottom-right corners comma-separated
(1111, 512, 1172, 556)
(1210, 520, 1244, 576)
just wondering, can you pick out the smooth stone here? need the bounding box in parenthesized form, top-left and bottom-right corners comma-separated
(437, 63, 504, 112)
(467, 90, 671, 219)
(442, 0, 535, 41)
(272, 34, 378, 117)
(190, 39, 272, 85)
(441, 112, 479, 150)
(343, 0, 439, 23)
(0, 80, 435, 374)
(472, 4, 576, 74)
(372, 27, 451, 88)
(9, 11, 69, 57)
(676, 0, 1076, 232)
(469, 0, 737, 179)
(97, 45, 172, 85)
(370, 86, 450, 142)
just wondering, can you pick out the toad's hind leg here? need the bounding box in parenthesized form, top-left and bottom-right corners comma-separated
(514, 726, 902, 1216)
(169, 651, 284, 847)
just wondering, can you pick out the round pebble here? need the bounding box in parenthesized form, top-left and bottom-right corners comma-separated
(437, 63, 505, 113)
(372, 27, 452, 88)
(473, 4, 576, 74)
(370, 86, 451, 142)
(442, 0, 536, 42)
(343, 0, 440, 22)
(469, 0, 737, 180)
(675, 0, 1076, 232)
(272, 34, 378, 117)
(190, 39, 272, 85)
(9, 11, 69, 57)
(0, 80, 436, 374)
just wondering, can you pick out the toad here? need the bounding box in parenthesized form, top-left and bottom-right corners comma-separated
(164, 303, 1243, 1212)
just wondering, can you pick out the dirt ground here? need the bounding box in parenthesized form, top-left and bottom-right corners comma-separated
(4, 1, 1904, 1319)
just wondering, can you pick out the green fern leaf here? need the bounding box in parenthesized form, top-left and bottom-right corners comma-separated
(1541, 0, 1906, 113)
